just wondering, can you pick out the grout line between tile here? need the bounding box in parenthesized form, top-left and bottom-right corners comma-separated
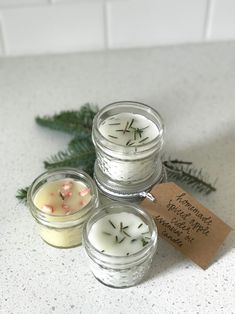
(203, 0, 213, 40)
(0, 18, 7, 55)
(103, 0, 108, 50)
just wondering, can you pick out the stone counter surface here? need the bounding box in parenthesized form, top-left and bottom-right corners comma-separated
(0, 42, 234, 314)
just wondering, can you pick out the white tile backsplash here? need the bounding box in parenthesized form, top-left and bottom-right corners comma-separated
(106, 0, 207, 48)
(0, 0, 48, 7)
(1, 2, 105, 55)
(0, 0, 234, 56)
(207, 0, 235, 40)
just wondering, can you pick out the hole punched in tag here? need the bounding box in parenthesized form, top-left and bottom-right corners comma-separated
(140, 191, 157, 203)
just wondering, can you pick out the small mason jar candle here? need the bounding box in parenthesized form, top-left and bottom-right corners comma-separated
(27, 168, 99, 248)
(92, 101, 165, 201)
(83, 202, 158, 288)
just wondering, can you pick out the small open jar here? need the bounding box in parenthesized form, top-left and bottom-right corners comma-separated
(92, 101, 165, 201)
(83, 202, 158, 288)
(27, 168, 99, 248)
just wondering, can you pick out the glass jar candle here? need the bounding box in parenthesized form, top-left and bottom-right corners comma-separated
(92, 101, 165, 201)
(83, 202, 158, 288)
(27, 168, 99, 248)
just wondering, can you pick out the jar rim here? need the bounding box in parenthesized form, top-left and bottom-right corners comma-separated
(83, 201, 158, 263)
(92, 101, 164, 152)
(27, 167, 99, 220)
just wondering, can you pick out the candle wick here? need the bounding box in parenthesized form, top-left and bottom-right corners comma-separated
(59, 192, 65, 200)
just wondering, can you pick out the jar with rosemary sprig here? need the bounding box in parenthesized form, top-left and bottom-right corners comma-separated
(92, 101, 166, 201)
(83, 202, 158, 288)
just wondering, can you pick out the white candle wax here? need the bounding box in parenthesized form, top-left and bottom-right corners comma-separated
(84, 204, 158, 287)
(99, 112, 159, 147)
(88, 212, 150, 256)
(33, 179, 91, 247)
(96, 112, 161, 182)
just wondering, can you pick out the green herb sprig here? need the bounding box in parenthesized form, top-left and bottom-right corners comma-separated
(16, 104, 217, 204)
(163, 159, 217, 195)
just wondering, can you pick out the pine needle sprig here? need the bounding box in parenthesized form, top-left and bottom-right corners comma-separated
(44, 139, 96, 176)
(35, 103, 98, 135)
(166, 159, 193, 166)
(68, 132, 92, 145)
(16, 187, 29, 205)
(16, 104, 217, 204)
(163, 159, 217, 195)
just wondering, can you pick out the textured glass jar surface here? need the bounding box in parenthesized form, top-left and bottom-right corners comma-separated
(92, 101, 164, 184)
(96, 151, 160, 182)
(27, 168, 99, 248)
(83, 202, 158, 288)
(87, 252, 154, 288)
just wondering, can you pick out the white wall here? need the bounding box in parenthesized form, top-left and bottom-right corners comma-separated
(0, 0, 234, 56)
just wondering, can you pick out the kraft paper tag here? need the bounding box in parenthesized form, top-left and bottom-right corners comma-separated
(141, 182, 232, 269)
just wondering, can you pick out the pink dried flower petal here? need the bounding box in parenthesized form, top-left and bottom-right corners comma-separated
(42, 204, 54, 213)
(79, 188, 90, 197)
(62, 181, 73, 191)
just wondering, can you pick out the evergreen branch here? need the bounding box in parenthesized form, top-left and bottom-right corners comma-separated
(16, 187, 29, 205)
(163, 160, 217, 195)
(16, 105, 218, 204)
(166, 159, 192, 165)
(44, 139, 96, 176)
(68, 132, 92, 146)
(35, 103, 98, 135)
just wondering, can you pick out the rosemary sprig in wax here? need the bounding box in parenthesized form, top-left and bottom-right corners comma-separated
(109, 220, 116, 229)
(118, 237, 126, 244)
(108, 135, 118, 139)
(139, 137, 149, 143)
(122, 230, 131, 237)
(102, 231, 112, 236)
(141, 238, 148, 247)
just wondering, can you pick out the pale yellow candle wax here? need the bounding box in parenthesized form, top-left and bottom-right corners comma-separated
(33, 179, 92, 248)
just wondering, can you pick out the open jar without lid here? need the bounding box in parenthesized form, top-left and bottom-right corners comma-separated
(27, 168, 99, 248)
(83, 202, 158, 288)
(92, 101, 165, 201)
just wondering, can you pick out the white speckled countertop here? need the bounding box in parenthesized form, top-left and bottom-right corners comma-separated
(0, 42, 235, 314)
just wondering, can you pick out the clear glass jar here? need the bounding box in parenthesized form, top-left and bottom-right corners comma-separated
(27, 168, 99, 248)
(92, 101, 165, 201)
(83, 202, 158, 288)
